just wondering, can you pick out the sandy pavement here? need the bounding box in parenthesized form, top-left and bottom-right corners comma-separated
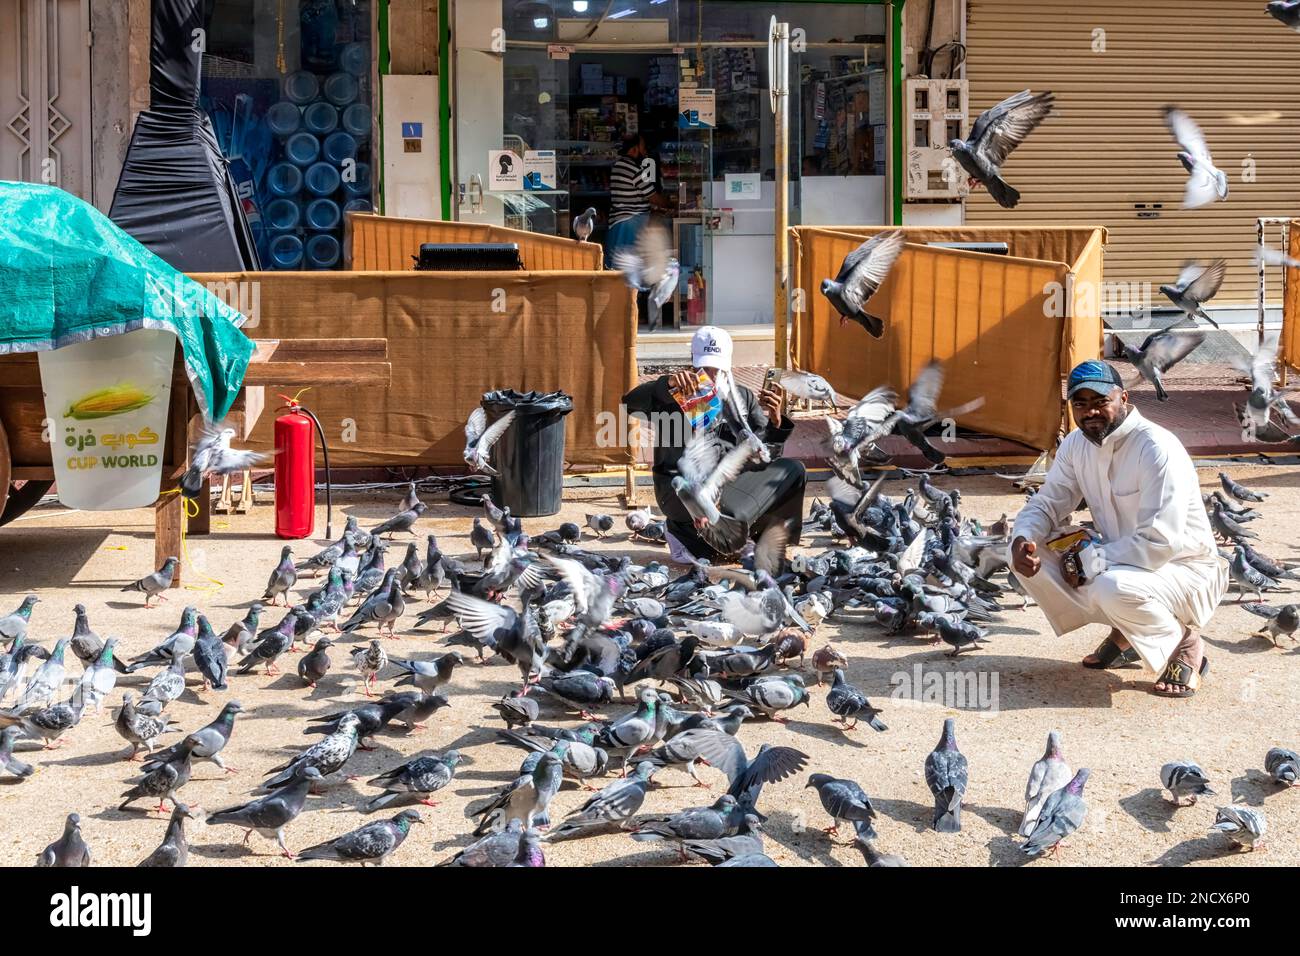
(0, 462, 1297, 867)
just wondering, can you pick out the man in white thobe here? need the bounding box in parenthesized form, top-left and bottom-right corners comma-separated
(1009, 360, 1228, 697)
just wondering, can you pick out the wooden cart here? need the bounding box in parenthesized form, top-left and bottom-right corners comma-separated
(0, 337, 390, 585)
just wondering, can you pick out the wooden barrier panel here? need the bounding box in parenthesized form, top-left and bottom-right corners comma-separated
(190, 270, 636, 468)
(345, 212, 604, 272)
(1283, 221, 1300, 374)
(792, 226, 1075, 451)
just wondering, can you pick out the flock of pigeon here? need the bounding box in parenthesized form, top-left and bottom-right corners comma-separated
(2, 458, 1296, 867)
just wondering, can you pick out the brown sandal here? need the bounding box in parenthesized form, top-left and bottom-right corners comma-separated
(1082, 635, 1141, 670)
(1152, 655, 1210, 699)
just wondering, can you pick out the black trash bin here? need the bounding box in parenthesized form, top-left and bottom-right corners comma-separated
(481, 389, 573, 517)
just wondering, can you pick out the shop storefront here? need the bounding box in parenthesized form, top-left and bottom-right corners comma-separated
(197, 0, 380, 270)
(451, 0, 899, 327)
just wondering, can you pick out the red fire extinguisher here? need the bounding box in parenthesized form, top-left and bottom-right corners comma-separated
(274, 390, 332, 540)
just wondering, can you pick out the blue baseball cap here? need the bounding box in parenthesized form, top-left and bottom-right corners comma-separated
(1067, 360, 1124, 399)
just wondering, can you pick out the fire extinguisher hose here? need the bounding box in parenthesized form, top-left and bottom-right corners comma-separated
(297, 405, 333, 540)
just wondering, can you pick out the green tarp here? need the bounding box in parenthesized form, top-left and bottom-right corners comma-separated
(0, 181, 252, 420)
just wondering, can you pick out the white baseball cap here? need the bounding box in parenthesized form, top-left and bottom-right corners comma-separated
(690, 326, 733, 372)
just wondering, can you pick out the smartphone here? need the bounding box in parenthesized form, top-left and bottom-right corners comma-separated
(762, 367, 782, 392)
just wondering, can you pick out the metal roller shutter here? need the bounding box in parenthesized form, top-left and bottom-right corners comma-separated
(963, 0, 1300, 307)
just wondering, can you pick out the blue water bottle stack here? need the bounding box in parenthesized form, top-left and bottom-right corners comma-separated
(263, 41, 373, 270)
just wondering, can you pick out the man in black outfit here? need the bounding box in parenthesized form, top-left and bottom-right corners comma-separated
(622, 326, 805, 563)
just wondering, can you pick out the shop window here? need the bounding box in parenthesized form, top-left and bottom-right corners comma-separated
(200, 0, 375, 271)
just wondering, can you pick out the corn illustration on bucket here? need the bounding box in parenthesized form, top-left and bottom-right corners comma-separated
(39, 329, 176, 510)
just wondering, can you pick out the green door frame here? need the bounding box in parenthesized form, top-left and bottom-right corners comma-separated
(428, 0, 903, 224)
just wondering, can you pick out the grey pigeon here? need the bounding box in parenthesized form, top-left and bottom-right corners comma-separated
(207, 764, 323, 857)
(370, 501, 426, 539)
(438, 819, 526, 867)
(445, 590, 545, 689)
(12, 638, 67, 711)
(1267, 0, 1300, 30)
(0, 694, 85, 749)
(1237, 600, 1300, 647)
(341, 572, 405, 638)
(671, 431, 764, 528)
(492, 690, 539, 730)
(572, 206, 597, 241)
(1111, 321, 1205, 401)
(682, 813, 764, 864)
(190, 616, 228, 691)
(1209, 805, 1266, 851)
(1159, 259, 1225, 329)
(0, 726, 33, 779)
(146, 701, 243, 774)
(120, 557, 179, 607)
(236, 609, 299, 675)
(137, 804, 194, 867)
(547, 761, 656, 842)
(925, 717, 968, 833)
(222, 604, 263, 657)
(365, 750, 463, 812)
(820, 230, 905, 337)
(1229, 547, 1277, 601)
(1163, 107, 1228, 209)
(854, 822, 909, 866)
(1161, 759, 1215, 805)
(262, 546, 298, 605)
(825, 668, 887, 731)
(1214, 507, 1260, 544)
(469, 516, 497, 559)
(297, 809, 423, 865)
(806, 773, 877, 839)
(142, 656, 188, 709)
(1265, 747, 1299, 787)
(1020, 730, 1072, 836)
(630, 793, 744, 849)
(79, 636, 123, 710)
(472, 750, 563, 835)
(298, 637, 334, 687)
(948, 89, 1054, 208)
(180, 423, 267, 497)
(1219, 472, 1268, 503)
(585, 513, 614, 537)
(37, 812, 91, 866)
(611, 221, 679, 330)
(114, 692, 180, 760)
(127, 605, 199, 672)
(119, 737, 196, 813)
(463, 409, 516, 476)
(1022, 768, 1090, 857)
(389, 651, 462, 694)
(0, 595, 38, 644)
(68, 604, 125, 673)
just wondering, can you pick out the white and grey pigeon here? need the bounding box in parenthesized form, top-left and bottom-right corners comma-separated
(948, 89, 1055, 208)
(777, 370, 843, 409)
(463, 407, 517, 476)
(572, 206, 597, 242)
(1159, 259, 1226, 329)
(180, 423, 268, 498)
(1020, 730, 1072, 836)
(1110, 320, 1205, 402)
(1160, 759, 1215, 805)
(820, 230, 905, 338)
(1162, 106, 1228, 209)
(0, 595, 38, 644)
(1209, 805, 1267, 851)
(612, 220, 679, 330)
(671, 430, 764, 529)
(1265, 747, 1299, 787)
(1231, 337, 1299, 438)
(1021, 768, 1090, 857)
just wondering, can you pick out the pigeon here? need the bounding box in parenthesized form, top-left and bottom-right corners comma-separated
(630, 794, 746, 851)
(1237, 600, 1300, 647)
(925, 717, 968, 833)
(625, 508, 654, 533)
(120, 557, 179, 607)
(297, 637, 334, 687)
(114, 693, 180, 760)
(297, 809, 423, 865)
(37, 812, 91, 866)
(137, 803, 195, 867)
(681, 813, 765, 864)
(262, 712, 361, 790)
(492, 690, 540, 730)
(1229, 547, 1277, 601)
(180, 423, 268, 498)
(389, 652, 462, 694)
(1020, 730, 1072, 836)
(1022, 768, 1090, 857)
(11, 638, 67, 711)
(0, 726, 33, 779)
(723, 674, 809, 721)
(1231, 339, 1300, 440)
(221, 605, 263, 658)
(141, 656, 188, 710)
(532, 671, 617, 717)
(350, 640, 390, 698)
(496, 732, 609, 787)
(948, 89, 1055, 208)
(670, 431, 764, 530)
(469, 517, 497, 561)
(382, 690, 450, 731)
(1209, 805, 1267, 851)
(472, 751, 563, 835)
(207, 765, 323, 857)
(79, 636, 123, 710)
(463, 408, 517, 476)
(811, 644, 849, 685)
(365, 750, 463, 812)
(1110, 321, 1205, 401)
(0, 694, 85, 749)
(585, 513, 614, 537)
(891, 361, 985, 465)
(118, 736, 195, 813)
(612, 221, 680, 330)
(1214, 507, 1260, 544)
(820, 230, 905, 337)
(572, 206, 597, 242)
(1162, 107, 1228, 209)
(1268, 0, 1300, 30)
(146, 701, 243, 775)
(189, 616, 228, 692)
(824, 668, 887, 731)
(1219, 472, 1268, 503)
(236, 609, 299, 675)
(547, 761, 656, 841)
(438, 819, 529, 867)
(0, 595, 38, 644)
(778, 370, 843, 408)
(1161, 760, 1215, 806)
(1159, 260, 1226, 329)
(370, 501, 427, 539)
(444, 591, 546, 689)
(262, 546, 299, 605)
(678, 732, 808, 817)
(826, 392, 898, 482)
(126, 605, 199, 672)
(854, 823, 909, 866)
(806, 773, 878, 839)
(1263, 747, 1299, 788)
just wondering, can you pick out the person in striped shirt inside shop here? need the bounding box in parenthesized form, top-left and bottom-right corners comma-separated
(604, 134, 667, 269)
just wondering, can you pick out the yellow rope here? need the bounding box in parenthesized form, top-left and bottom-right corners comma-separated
(157, 488, 225, 592)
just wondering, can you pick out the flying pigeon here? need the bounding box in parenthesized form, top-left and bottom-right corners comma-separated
(820, 230, 905, 338)
(1162, 107, 1228, 208)
(1110, 320, 1205, 401)
(463, 407, 517, 476)
(612, 221, 680, 330)
(1267, 0, 1300, 30)
(180, 423, 268, 498)
(949, 89, 1055, 208)
(1159, 260, 1226, 329)
(672, 431, 765, 529)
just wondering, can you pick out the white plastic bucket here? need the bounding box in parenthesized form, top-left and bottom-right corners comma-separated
(39, 328, 176, 510)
